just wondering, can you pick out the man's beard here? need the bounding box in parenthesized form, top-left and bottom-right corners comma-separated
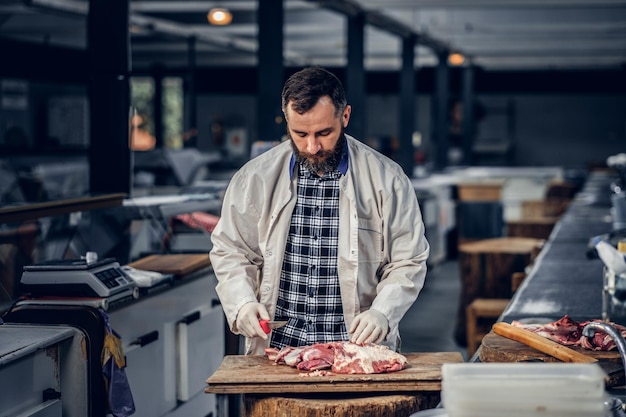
(290, 130, 346, 175)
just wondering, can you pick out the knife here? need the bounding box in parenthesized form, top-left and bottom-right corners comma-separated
(259, 320, 288, 334)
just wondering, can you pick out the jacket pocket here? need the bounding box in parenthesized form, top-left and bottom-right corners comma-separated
(357, 218, 383, 263)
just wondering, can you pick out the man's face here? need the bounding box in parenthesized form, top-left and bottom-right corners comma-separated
(285, 96, 351, 175)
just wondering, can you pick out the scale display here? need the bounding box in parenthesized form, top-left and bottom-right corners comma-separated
(20, 258, 137, 298)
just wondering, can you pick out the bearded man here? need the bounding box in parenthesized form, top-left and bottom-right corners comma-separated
(209, 66, 429, 355)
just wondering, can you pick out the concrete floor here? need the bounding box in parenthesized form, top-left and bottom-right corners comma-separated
(399, 259, 468, 361)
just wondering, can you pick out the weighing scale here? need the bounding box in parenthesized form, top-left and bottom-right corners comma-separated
(20, 257, 138, 300)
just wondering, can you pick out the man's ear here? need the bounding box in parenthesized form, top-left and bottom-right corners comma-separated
(342, 105, 352, 128)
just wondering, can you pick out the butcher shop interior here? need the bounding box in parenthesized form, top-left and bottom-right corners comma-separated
(1, 1, 626, 416)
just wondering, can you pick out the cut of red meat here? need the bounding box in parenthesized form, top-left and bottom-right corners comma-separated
(512, 315, 581, 346)
(511, 315, 626, 351)
(297, 344, 335, 371)
(264, 341, 408, 374)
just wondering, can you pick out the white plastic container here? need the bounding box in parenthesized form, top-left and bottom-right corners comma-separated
(441, 363, 608, 417)
(444, 396, 606, 417)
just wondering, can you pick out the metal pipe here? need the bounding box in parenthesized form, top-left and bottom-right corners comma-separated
(582, 322, 626, 372)
(583, 321, 626, 417)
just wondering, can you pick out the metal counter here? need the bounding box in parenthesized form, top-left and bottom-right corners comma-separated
(500, 171, 619, 325)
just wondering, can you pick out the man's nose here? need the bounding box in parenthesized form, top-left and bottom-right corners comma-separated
(306, 137, 321, 154)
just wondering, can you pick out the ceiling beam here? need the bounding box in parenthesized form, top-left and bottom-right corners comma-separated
(129, 1, 317, 13)
(360, 0, 626, 8)
(307, 0, 453, 55)
(25, 0, 309, 66)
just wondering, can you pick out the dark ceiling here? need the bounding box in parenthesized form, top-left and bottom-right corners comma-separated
(1, 0, 625, 73)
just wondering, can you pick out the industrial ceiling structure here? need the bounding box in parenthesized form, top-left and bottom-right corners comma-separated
(1, 0, 625, 71)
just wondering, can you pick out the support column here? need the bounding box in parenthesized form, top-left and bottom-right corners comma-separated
(153, 64, 164, 148)
(346, 12, 365, 142)
(88, 0, 131, 195)
(434, 51, 450, 171)
(398, 35, 416, 177)
(185, 36, 197, 148)
(462, 64, 475, 165)
(257, 0, 284, 145)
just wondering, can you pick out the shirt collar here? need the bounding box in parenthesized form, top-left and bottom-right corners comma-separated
(289, 136, 349, 179)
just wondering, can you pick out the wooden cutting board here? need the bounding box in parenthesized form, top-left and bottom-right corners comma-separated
(205, 352, 463, 394)
(129, 254, 210, 277)
(480, 331, 624, 387)
(480, 330, 622, 363)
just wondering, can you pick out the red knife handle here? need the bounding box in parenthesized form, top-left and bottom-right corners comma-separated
(259, 320, 270, 334)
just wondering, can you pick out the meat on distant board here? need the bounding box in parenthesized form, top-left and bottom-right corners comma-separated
(264, 341, 408, 375)
(511, 314, 626, 351)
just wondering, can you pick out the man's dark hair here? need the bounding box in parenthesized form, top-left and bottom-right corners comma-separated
(281, 66, 347, 118)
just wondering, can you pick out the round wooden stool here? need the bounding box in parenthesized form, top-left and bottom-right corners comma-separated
(243, 392, 440, 417)
(454, 237, 544, 347)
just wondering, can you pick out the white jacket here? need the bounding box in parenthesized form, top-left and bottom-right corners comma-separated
(209, 135, 429, 354)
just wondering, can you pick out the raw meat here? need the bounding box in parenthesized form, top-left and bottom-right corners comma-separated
(511, 315, 582, 346)
(264, 341, 408, 374)
(511, 314, 626, 351)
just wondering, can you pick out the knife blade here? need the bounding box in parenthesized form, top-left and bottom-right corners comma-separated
(259, 320, 288, 334)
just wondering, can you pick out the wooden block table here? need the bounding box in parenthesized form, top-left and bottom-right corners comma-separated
(506, 217, 558, 240)
(454, 237, 544, 347)
(520, 199, 570, 218)
(206, 352, 463, 417)
(457, 180, 504, 202)
(480, 330, 624, 388)
(128, 253, 211, 277)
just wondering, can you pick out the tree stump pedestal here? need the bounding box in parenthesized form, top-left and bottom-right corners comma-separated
(243, 392, 440, 417)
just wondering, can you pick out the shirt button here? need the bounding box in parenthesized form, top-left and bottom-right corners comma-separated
(267, 251, 272, 256)
(263, 285, 271, 293)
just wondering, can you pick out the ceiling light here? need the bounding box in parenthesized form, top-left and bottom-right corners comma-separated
(207, 8, 232, 26)
(448, 53, 465, 66)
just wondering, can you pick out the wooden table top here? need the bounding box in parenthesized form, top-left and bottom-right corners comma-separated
(205, 351, 464, 394)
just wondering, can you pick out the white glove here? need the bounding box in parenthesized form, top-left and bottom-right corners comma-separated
(349, 309, 389, 345)
(235, 302, 269, 340)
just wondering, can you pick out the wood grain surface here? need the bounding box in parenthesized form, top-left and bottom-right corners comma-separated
(481, 329, 622, 363)
(455, 237, 543, 346)
(458, 237, 544, 254)
(242, 393, 439, 417)
(480, 330, 624, 387)
(129, 254, 210, 276)
(492, 322, 598, 363)
(205, 352, 464, 394)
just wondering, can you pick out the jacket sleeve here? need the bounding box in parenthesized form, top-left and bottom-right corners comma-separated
(370, 172, 430, 334)
(210, 170, 264, 330)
